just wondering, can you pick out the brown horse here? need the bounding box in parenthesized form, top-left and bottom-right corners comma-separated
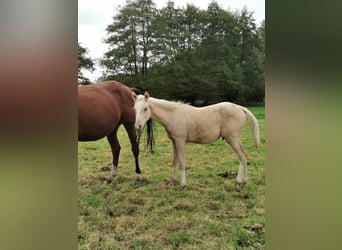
(78, 80, 150, 184)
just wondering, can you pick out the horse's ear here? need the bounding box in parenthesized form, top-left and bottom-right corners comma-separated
(144, 91, 150, 100)
(132, 92, 137, 101)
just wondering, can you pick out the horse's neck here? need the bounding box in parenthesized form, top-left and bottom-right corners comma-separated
(149, 98, 179, 125)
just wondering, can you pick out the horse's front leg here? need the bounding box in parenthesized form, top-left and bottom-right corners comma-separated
(171, 140, 179, 184)
(124, 123, 141, 185)
(106, 129, 121, 184)
(175, 140, 186, 188)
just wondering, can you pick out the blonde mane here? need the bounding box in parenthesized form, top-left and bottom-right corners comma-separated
(150, 97, 190, 111)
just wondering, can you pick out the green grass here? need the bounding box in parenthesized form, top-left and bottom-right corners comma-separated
(78, 106, 265, 249)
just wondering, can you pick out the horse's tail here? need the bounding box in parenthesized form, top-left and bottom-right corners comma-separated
(136, 119, 154, 154)
(242, 107, 260, 148)
(146, 119, 155, 153)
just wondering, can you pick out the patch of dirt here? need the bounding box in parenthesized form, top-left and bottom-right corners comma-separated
(217, 171, 237, 179)
(98, 176, 108, 182)
(99, 165, 111, 171)
(173, 200, 195, 211)
(206, 201, 219, 210)
(243, 223, 264, 234)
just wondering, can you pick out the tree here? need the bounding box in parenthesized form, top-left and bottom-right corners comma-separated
(100, 0, 265, 105)
(257, 20, 265, 84)
(235, 8, 264, 102)
(187, 2, 242, 104)
(102, 0, 157, 83)
(150, 1, 183, 65)
(78, 43, 95, 84)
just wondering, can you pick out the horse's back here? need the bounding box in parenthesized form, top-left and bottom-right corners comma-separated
(78, 81, 134, 141)
(214, 102, 248, 137)
(184, 102, 242, 123)
(180, 102, 246, 143)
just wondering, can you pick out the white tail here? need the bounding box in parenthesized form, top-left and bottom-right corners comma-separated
(242, 107, 261, 148)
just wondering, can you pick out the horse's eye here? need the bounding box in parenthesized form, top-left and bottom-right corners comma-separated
(144, 108, 147, 111)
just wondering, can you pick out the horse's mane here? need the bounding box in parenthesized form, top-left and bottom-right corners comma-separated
(150, 97, 191, 111)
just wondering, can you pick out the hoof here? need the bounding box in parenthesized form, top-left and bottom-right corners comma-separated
(235, 182, 246, 192)
(168, 178, 177, 186)
(135, 174, 142, 185)
(100, 165, 111, 171)
(134, 178, 142, 185)
(180, 184, 186, 189)
(105, 177, 113, 184)
(235, 183, 242, 192)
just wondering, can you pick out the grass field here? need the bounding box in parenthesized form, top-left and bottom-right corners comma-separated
(78, 106, 265, 249)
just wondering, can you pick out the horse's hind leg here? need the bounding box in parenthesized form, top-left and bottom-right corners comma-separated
(106, 128, 121, 184)
(226, 137, 248, 191)
(123, 123, 141, 184)
(170, 139, 179, 184)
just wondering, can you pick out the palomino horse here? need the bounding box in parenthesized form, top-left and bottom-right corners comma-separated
(132, 92, 260, 191)
(78, 81, 153, 184)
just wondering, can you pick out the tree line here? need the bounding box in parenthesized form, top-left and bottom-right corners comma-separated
(79, 0, 265, 105)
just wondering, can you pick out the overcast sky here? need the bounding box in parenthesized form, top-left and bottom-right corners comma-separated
(78, 0, 265, 81)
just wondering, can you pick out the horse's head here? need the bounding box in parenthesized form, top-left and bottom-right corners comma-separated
(132, 91, 151, 131)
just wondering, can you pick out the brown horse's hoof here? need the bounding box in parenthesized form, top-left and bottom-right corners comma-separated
(135, 174, 142, 185)
(100, 165, 111, 171)
(134, 178, 141, 185)
(180, 185, 186, 189)
(105, 178, 113, 184)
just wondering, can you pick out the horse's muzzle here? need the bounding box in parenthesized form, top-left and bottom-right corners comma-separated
(134, 123, 143, 131)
